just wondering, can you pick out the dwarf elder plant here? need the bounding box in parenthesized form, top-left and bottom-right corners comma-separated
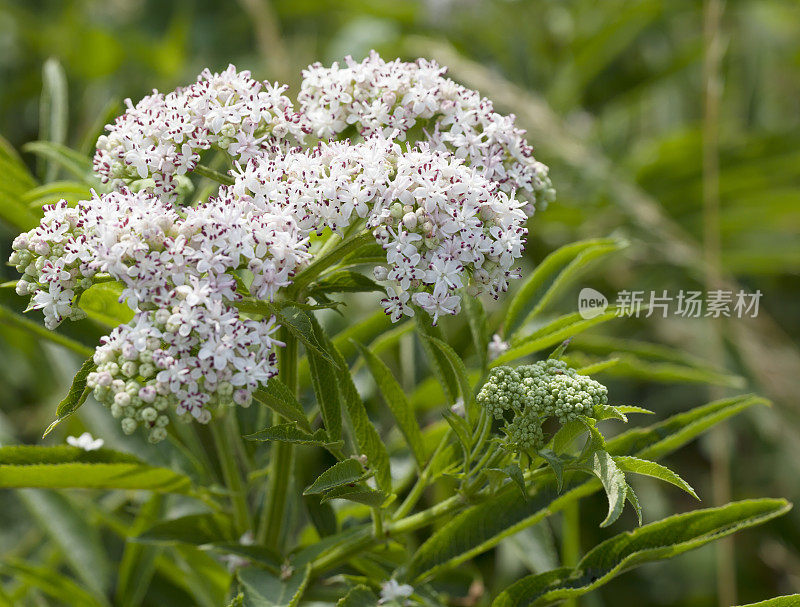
(0, 52, 794, 606)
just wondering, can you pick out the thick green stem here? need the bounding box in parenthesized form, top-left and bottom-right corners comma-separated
(561, 500, 580, 607)
(211, 412, 252, 535)
(259, 327, 297, 548)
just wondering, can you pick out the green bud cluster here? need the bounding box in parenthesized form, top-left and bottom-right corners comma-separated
(476, 359, 608, 452)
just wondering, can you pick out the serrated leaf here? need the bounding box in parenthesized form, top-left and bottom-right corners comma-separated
(443, 409, 472, 468)
(253, 378, 310, 431)
(270, 305, 337, 365)
(405, 395, 762, 582)
(43, 357, 95, 436)
(491, 499, 792, 607)
(320, 484, 388, 507)
(537, 449, 565, 492)
(415, 312, 459, 404)
(337, 585, 379, 607)
(593, 404, 628, 422)
(0, 446, 191, 492)
(614, 456, 698, 499)
(505, 238, 626, 337)
(308, 317, 342, 442)
(626, 482, 643, 526)
(355, 342, 427, 468)
(421, 333, 473, 413)
(308, 270, 382, 296)
(487, 464, 527, 499)
(237, 564, 311, 607)
(18, 488, 112, 597)
(326, 336, 392, 493)
(734, 596, 800, 607)
(493, 309, 621, 367)
(304, 459, 369, 495)
(551, 419, 587, 455)
(582, 450, 627, 527)
(245, 423, 342, 450)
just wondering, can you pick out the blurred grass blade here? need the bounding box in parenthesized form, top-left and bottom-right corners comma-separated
(23, 141, 93, 183)
(116, 494, 164, 607)
(38, 58, 68, 182)
(505, 238, 625, 337)
(0, 559, 108, 607)
(0, 302, 94, 357)
(18, 488, 112, 597)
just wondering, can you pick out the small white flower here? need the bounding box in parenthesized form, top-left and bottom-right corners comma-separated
(488, 333, 510, 360)
(379, 579, 414, 604)
(66, 432, 104, 451)
(450, 398, 466, 417)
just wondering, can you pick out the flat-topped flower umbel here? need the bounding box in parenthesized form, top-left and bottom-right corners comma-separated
(8, 52, 552, 441)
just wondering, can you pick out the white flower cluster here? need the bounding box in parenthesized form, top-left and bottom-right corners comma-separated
(228, 136, 528, 323)
(94, 65, 307, 202)
(10, 188, 305, 440)
(299, 51, 555, 213)
(9, 51, 554, 440)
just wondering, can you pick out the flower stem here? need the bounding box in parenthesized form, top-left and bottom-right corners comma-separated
(211, 411, 252, 535)
(258, 326, 297, 548)
(194, 164, 234, 185)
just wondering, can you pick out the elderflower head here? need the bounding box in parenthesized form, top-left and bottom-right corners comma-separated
(477, 360, 608, 453)
(299, 51, 555, 213)
(94, 65, 308, 202)
(9, 51, 554, 443)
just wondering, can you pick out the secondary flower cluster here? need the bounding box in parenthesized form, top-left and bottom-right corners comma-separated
(477, 360, 608, 452)
(9, 51, 553, 440)
(299, 51, 555, 213)
(94, 65, 307, 202)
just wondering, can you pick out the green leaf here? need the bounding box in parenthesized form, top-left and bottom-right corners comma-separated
(463, 296, 489, 372)
(236, 564, 311, 607)
(303, 493, 338, 538)
(204, 544, 282, 572)
(551, 419, 587, 455)
(405, 395, 762, 582)
(137, 513, 236, 545)
(38, 58, 69, 182)
(0, 134, 39, 230)
(355, 341, 427, 468)
(337, 585, 379, 607)
(735, 596, 800, 607)
(320, 484, 389, 507)
(245, 423, 342, 451)
(421, 333, 473, 410)
(326, 337, 392, 493)
(582, 450, 627, 527)
(491, 499, 792, 607)
(613, 456, 698, 499)
(443, 409, 472, 467)
(606, 394, 769, 460)
(593, 404, 629, 422)
(23, 141, 94, 183)
(493, 309, 621, 367)
(0, 446, 191, 492)
(505, 238, 626, 336)
(415, 312, 459, 404)
(487, 463, 527, 499)
(537, 449, 565, 492)
(78, 281, 134, 327)
(304, 459, 370, 495)
(308, 318, 342, 442)
(253, 378, 311, 431)
(18, 488, 112, 597)
(290, 231, 375, 295)
(270, 305, 336, 365)
(308, 271, 382, 296)
(43, 357, 95, 437)
(0, 559, 108, 607)
(625, 482, 643, 526)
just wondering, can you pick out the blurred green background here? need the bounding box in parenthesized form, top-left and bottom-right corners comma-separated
(0, 0, 798, 605)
